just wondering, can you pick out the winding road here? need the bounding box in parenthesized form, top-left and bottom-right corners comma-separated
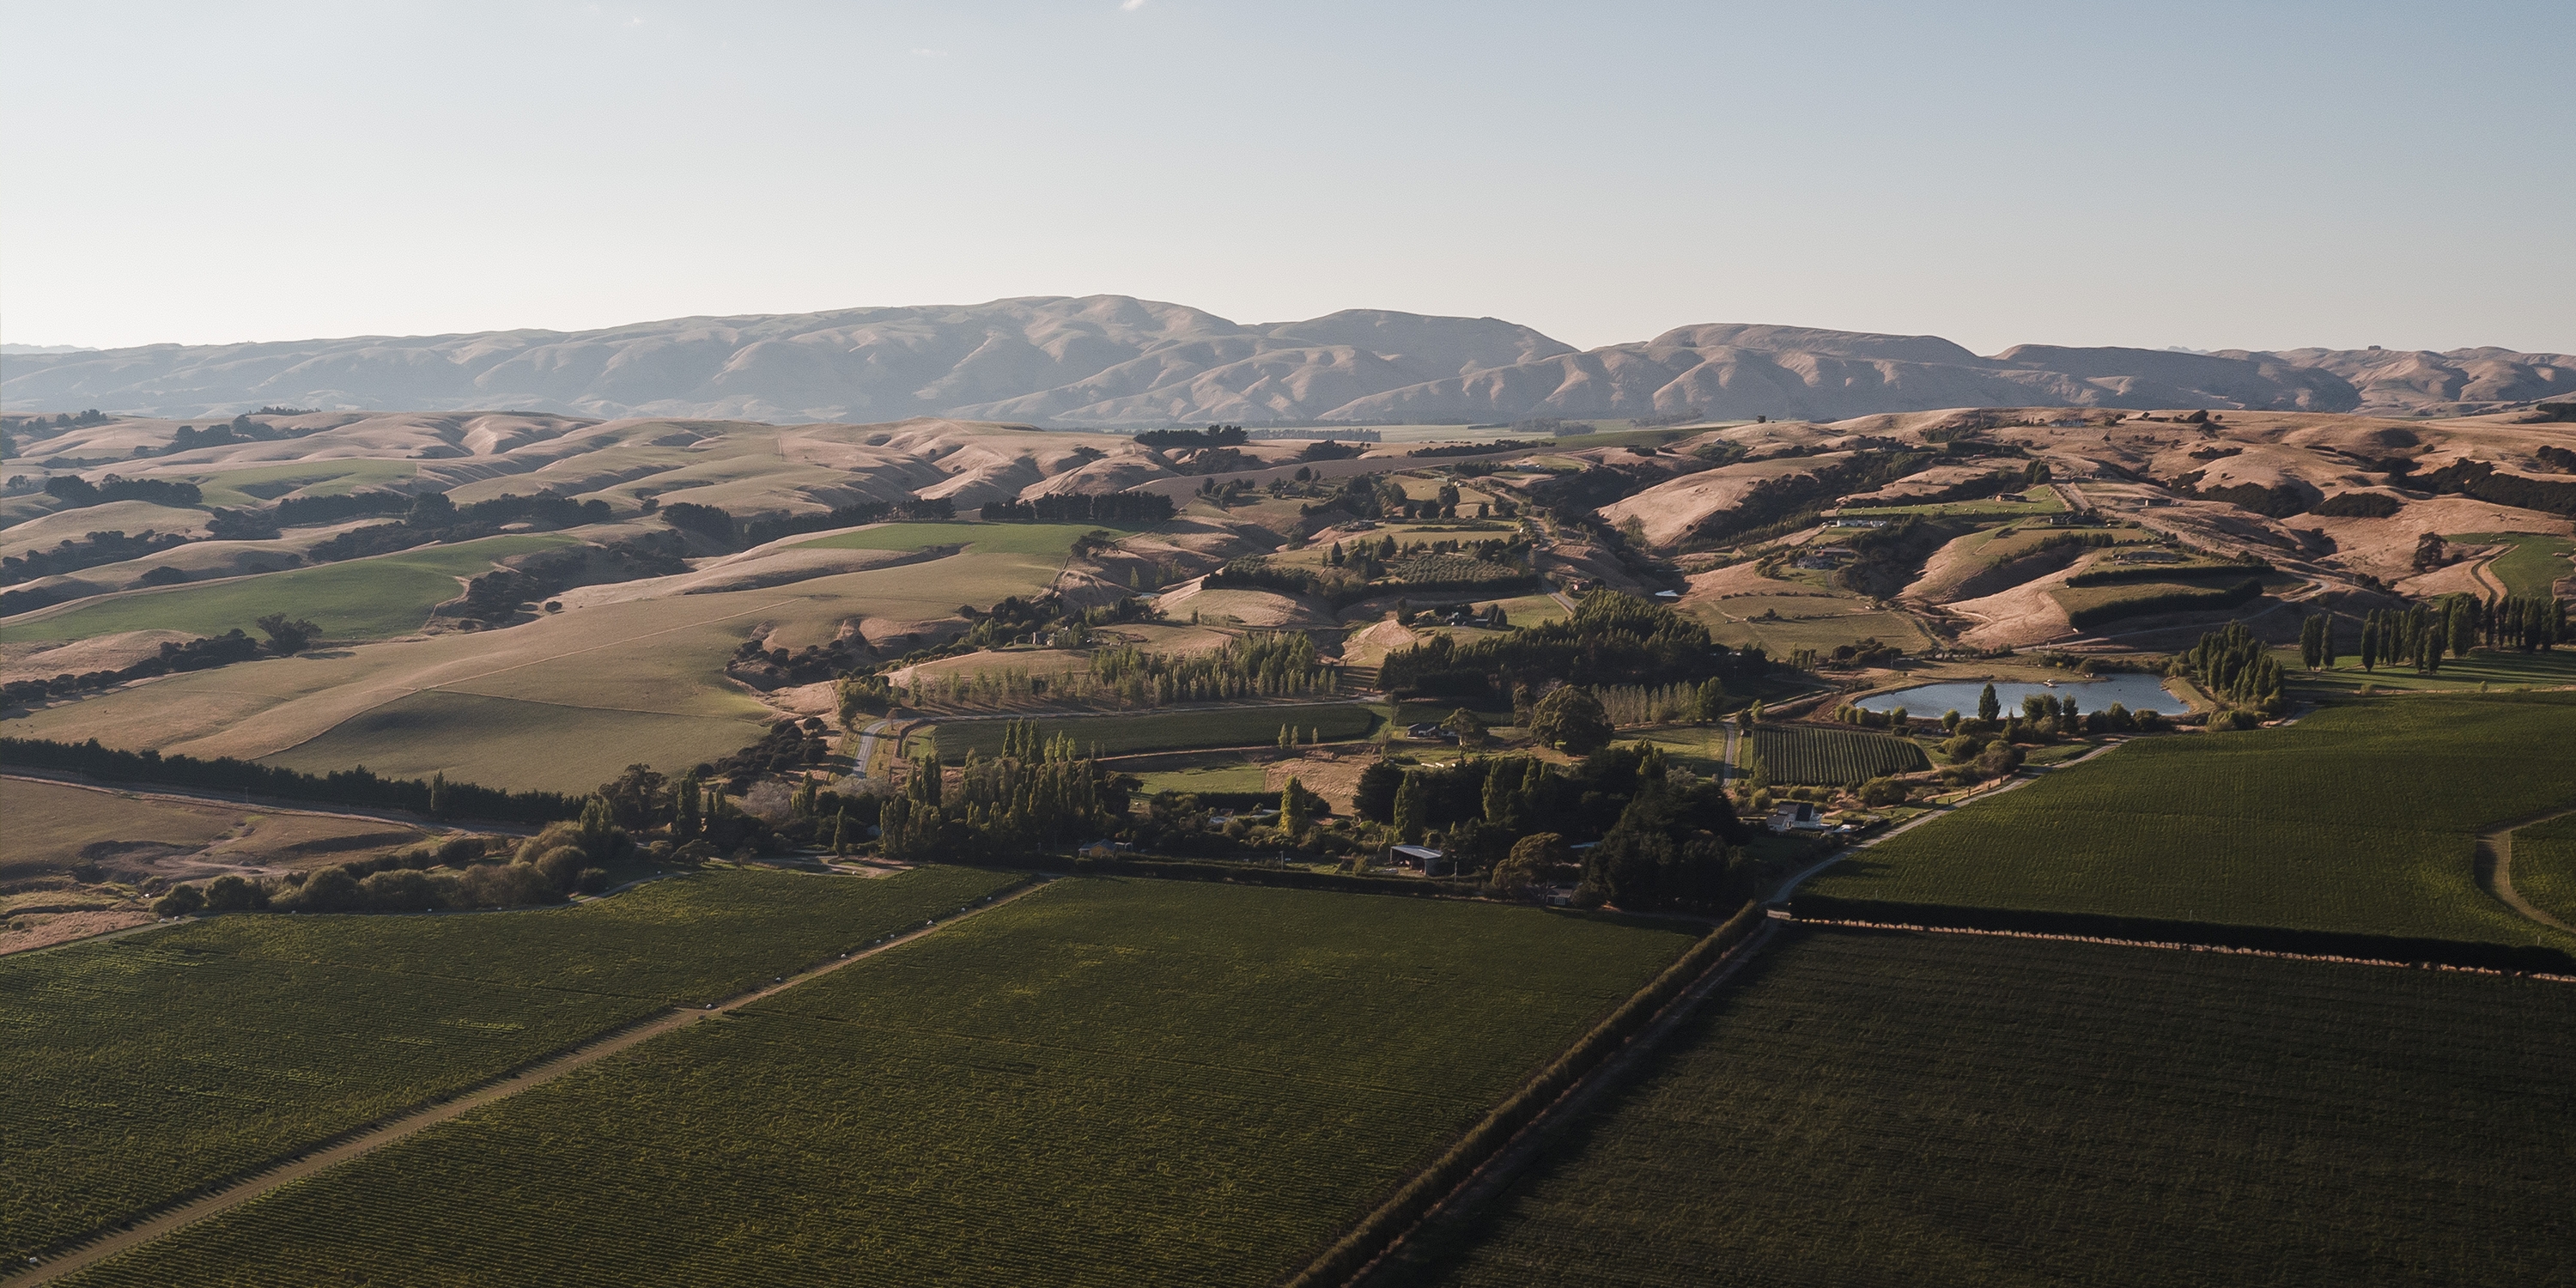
(2477, 805, 2576, 935)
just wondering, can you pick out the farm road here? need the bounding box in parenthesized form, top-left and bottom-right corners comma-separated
(2479, 805, 2576, 935)
(5, 875, 1059, 1286)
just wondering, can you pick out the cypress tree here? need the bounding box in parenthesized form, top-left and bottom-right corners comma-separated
(1976, 683, 2001, 723)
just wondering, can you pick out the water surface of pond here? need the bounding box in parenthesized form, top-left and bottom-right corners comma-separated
(1853, 674, 2183, 717)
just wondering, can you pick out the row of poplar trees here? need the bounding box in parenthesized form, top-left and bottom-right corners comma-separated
(878, 720, 1123, 862)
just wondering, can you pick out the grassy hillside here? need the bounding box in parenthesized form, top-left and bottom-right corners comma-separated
(257, 690, 771, 793)
(0, 535, 576, 645)
(1808, 693, 2576, 948)
(1, 867, 1018, 1265)
(793, 519, 1120, 557)
(58, 878, 1701, 1288)
(1382, 927, 2576, 1288)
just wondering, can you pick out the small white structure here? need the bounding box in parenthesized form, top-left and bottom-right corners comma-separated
(1766, 802, 1829, 833)
(1388, 844, 1450, 876)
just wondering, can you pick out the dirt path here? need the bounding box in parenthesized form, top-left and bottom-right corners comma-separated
(7, 876, 1055, 1285)
(2478, 805, 2576, 935)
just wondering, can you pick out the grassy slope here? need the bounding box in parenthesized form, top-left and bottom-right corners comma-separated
(186, 460, 416, 508)
(256, 690, 771, 793)
(914, 702, 1381, 761)
(2279, 644, 2576, 694)
(2514, 813, 2576, 927)
(1384, 927, 2575, 1288)
(0, 535, 577, 644)
(61, 879, 1698, 1288)
(0, 867, 1016, 1264)
(1808, 693, 2576, 948)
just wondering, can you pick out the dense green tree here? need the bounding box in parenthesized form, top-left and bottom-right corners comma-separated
(1354, 759, 1403, 823)
(1530, 686, 1614, 756)
(1393, 771, 1428, 842)
(1977, 683, 2001, 723)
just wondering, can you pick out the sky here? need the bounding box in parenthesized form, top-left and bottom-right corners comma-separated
(3, 0, 2571, 356)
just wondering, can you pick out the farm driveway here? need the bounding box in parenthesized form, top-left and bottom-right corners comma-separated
(6, 876, 1057, 1285)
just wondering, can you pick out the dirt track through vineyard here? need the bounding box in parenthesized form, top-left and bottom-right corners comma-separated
(4, 877, 1055, 1285)
(2482, 805, 2576, 934)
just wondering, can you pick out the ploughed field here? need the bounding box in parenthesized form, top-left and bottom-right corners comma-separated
(58, 878, 1700, 1288)
(0, 866, 1016, 1264)
(1381, 927, 2576, 1288)
(1809, 692, 2576, 950)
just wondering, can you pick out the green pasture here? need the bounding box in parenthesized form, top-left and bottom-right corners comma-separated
(186, 460, 416, 508)
(914, 702, 1381, 762)
(1131, 761, 1274, 796)
(2452, 531, 2576, 598)
(1706, 606, 1931, 655)
(258, 690, 772, 794)
(61, 879, 1700, 1288)
(0, 867, 1016, 1266)
(0, 534, 576, 644)
(1809, 693, 2576, 949)
(1382, 927, 2576, 1288)
(2281, 645, 2576, 694)
(2513, 813, 2576, 927)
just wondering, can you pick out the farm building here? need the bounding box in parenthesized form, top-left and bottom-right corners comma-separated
(1387, 844, 1450, 876)
(1767, 802, 1828, 833)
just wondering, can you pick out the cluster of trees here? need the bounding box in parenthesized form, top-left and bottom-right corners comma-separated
(0, 736, 581, 823)
(1349, 745, 1755, 912)
(1595, 679, 1731, 729)
(1324, 531, 1527, 574)
(2488, 593, 2570, 652)
(2176, 623, 2286, 714)
(1081, 631, 1339, 708)
(878, 721, 1127, 862)
(1, 630, 265, 706)
(976, 492, 1174, 524)
(2298, 611, 2339, 669)
(42, 473, 203, 508)
(1136, 425, 1250, 449)
(2311, 492, 2403, 519)
(1, 528, 193, 586)
(160, 414, 288, 456)
(150, 824, 606, 918)
(1381, 591, 1767, 702)
(447, 539, 688, 624)
(306, 491, 613, 563)
(2408, 458, 2576, 519)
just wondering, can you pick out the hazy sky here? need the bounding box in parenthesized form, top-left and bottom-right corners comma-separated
(4, 1, 2570, 355)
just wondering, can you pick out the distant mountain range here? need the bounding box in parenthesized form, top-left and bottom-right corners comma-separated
(5, 296, 2570, 424)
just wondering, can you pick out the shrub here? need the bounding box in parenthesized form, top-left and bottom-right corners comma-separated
(201, 874, 264, 912)
(150, 884, 205, 917)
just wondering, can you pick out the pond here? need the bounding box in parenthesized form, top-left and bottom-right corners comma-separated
(1852, 673, 2184, 718)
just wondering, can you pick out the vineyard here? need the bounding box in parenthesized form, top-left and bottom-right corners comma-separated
(2515, 813, 2576, 927)
(3, 866, 1014, 1264)
(916, 701, 1379, 761)
(1381, 927, 2576, 1288)
(59, 879, 1701, 1288)
(1389, 555, 1525, 585)
(1750, 724, 1930, 784)
(1810, 693, 2576, 949)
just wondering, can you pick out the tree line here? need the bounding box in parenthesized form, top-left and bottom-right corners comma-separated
(977, 492, 1173, 524)
(0, 736, 582, 823)
(1380, 590, 1771, 702)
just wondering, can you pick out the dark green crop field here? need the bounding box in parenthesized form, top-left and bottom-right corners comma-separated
(1809, 693, 2576, 948)
(1750, 724, 1929, 784)
(1, 866, 1014, 1263)
(61, 879, 1700, 1288)
(2514, 812, 2576, 927)
(1382, 927, 2576, 1288)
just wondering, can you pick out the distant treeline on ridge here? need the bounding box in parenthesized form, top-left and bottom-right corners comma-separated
(1, 736, 582, 823)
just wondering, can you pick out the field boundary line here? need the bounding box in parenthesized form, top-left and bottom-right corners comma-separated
(1336, 917, 1784, 1288)
(2482, 805, 2576, 935)
(3, 874, 1056, 1286)
(1787, 916, 2576, 983)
